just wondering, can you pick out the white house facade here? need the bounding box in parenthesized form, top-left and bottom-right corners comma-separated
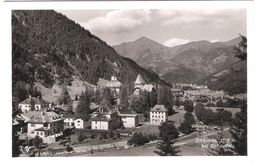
(18, 96, 50, 112)
(91, 120, 109, 130)
(150, 105, 168, 125)
(25, 111, 63, 143)
(63, 114, 76, 129)
(91, 106, 121, 131)
(118, 107, 138, 128)
(74, 118, 88, 129)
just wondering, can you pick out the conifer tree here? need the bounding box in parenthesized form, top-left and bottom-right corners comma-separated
(229, 105, 247, 155)
(155, 121, 179, 156)
(76, 91, 91, 118)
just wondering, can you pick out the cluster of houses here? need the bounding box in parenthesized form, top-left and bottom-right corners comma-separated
(13, 74, 169, 144)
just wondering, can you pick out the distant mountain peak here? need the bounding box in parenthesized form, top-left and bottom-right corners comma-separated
(136, 36, 150, 41)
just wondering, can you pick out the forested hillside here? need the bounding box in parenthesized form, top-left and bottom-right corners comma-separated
(197, 36, 247, 95)
(12, 10, 168, 102)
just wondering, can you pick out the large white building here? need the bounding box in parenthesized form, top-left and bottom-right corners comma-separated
(25, 111, 63, 143)
(150, 105, 168, 125)
(18, 96, 50, 112)
(97, 75, 122, 95)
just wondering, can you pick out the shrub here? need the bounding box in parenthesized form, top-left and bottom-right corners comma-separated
(184, 100, 194, 112)
(179, 121, 193, 134)
(77, 132, 85, 143)
(127, 133, 149, 146)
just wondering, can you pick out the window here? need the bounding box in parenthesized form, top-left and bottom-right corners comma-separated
(36, 132, 39, 135)
(40, 132, 43, 136)
(31, 124, 35, 127)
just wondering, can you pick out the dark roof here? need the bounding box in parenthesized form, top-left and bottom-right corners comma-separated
(74, 114, 90, 121)
(150, 105, 168, 112)
(19, 96, 49, 105)
(91, 113, 109, 122)
(63, 114, 77, 119)
(118, 106, 136, 115)
(97, 78, 122, 88)
(34, 127, 48, 131)
(24, 111, 62, 123)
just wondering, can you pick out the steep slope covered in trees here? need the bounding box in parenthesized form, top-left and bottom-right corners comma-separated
(12, 10, 168, 102)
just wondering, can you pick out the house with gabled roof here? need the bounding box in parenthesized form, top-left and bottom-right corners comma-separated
(74, 115, 90, 129)
(18, 96, 50, 112)
(90, 106, 121, 131)
(117, 106, 138, 128)
(25, 111, 63, 143)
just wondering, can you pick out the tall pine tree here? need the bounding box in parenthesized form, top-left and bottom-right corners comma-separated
(229, 105, 247, 155)
(76, 90, 91, 119)
(155, 121, 179, 156)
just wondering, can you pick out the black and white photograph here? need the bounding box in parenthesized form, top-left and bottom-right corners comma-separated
(9, 7, 251, 158)
(11, 8, 249, 157)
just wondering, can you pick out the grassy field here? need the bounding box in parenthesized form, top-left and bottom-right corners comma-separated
(207, 107, 241, 117)
(168, 108, 186, 128)
(34, 76, 87, 103)
(185, 89, 225, 98)
(88, 128, 233, 156)
(132, 124, 160, 137)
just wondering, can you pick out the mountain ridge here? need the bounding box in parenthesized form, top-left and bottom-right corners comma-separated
(113, 36, 242, 84)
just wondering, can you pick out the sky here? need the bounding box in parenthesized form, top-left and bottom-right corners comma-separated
(57, 9, 246, 46)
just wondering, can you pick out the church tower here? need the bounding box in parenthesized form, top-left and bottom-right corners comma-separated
(134, 74, 145, 89)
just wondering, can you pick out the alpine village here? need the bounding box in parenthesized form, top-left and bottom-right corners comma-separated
(12, 10, 247, 157)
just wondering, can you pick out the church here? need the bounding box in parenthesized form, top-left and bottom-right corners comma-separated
(133, 74, 155, 95)
(97, 75, 122, 94)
